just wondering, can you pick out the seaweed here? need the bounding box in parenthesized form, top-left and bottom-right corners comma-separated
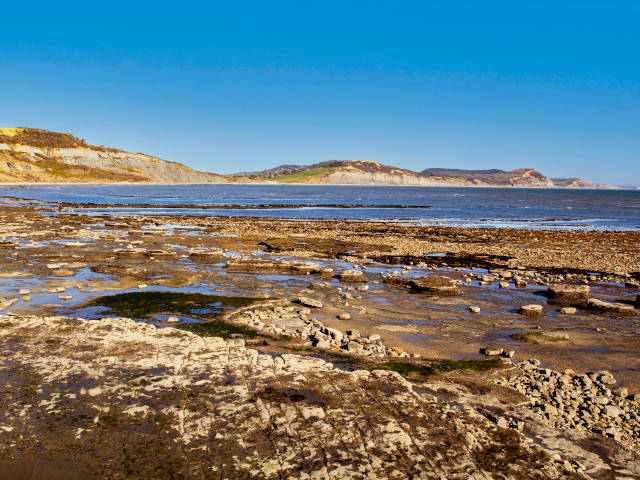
(84, 291, 280, 339)
(84, 291, 260, 319)
(328, 353, 500, 379)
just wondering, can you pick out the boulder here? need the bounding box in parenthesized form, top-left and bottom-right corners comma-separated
(587, 298, 636, 315)
(518, 304, 543, 316)
(560, 307, 577, 314)
(482, 348, 502, 356)
(338, 270, 365, 282)
(51, 268, 76, 277)
(406, 276, 462, 296)
(297, 297, 323, 308)
(547, 284, 590, 302)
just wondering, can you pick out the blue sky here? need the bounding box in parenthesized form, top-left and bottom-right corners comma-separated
(1, 1, 638, 185)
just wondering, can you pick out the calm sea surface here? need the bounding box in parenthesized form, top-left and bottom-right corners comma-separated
(2, 184, 639, 230)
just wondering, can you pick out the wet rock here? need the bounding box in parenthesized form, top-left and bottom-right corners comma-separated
(482, 347, 502, 356)
(338, 269, 365, 282)
(297, 297, 323, 308)
(50, 268, 76, 277)
(386, 274, 462, 296)
(547, 284, 590, 302)
(0, 298, 18, 311)
(560, 307, 576, 314)
(338, 313, 351, 320)
(587, 298, 636, 314)
(116, 247, 147, 257)
(410, 275, 461, 295)
(226, 259, 322, 274)
(518, 304, 543, 316)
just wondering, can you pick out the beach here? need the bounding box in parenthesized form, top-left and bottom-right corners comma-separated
(1, 194, 639, 478)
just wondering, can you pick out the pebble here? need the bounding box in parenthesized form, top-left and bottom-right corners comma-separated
(496, 360, 640, 451)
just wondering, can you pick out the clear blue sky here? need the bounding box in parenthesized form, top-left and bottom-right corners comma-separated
(1, 1, 638, 185)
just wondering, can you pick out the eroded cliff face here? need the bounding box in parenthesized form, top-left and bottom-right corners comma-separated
(290, 162, 560, 187)
(0, 127, 227, 184)
(320, 170, 467, 186)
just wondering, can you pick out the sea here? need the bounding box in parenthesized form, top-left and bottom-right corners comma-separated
(1, 184, 639, 231)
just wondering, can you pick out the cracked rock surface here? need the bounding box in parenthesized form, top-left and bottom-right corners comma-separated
(0, 314, 592, 479)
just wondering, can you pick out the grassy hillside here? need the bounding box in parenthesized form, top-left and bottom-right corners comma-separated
(262, 167, 336, 183)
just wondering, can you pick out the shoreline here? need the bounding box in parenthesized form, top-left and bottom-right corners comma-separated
(1, 201, 639, 476)
(0, 181, 634, 190)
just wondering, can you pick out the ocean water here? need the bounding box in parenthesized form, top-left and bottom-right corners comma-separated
(1, 184, 639, 230)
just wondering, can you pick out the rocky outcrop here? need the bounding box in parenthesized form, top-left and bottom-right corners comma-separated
(384, 274, 463, 296)
(0, 127, 229, 184)
(586, 297, 637, 314)
(0, 314, 588, 479)
(546, 284, 590, 303)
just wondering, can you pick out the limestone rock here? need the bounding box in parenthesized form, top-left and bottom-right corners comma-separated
(547, 284, 590, 302)
(338, 269, 365, 282)
(297, 297, 323, 308)
(518, 304, 543, 316)
(587, 298, 636, 314)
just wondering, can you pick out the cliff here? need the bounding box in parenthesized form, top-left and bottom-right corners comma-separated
(0, 128, 616, 188)
(0, 127, 229, 184)
(242, 160, 604, 188)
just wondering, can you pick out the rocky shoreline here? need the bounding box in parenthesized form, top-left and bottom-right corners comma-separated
(496, 360, 640, 452)
(2, 313, 639, 479)
(0, 201, 639, 477)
